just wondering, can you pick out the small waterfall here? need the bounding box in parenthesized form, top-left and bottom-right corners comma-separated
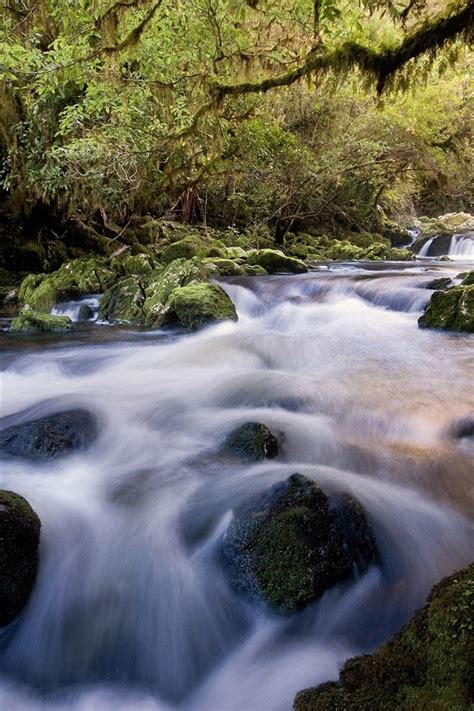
(417, 237, 435, 257)
(51, 295, 101, 322)
(448, 233, 474, 260)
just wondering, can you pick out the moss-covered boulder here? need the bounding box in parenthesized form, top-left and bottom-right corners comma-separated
(0, 490, 41, 626)
(461, 270, 474, 286)
(414, 212, 474, 238)
(202, 258, 246, 276)
(99, 276, 147, 323)
(418, 285, 474, 333)
(246, 249, 308, 274)
(143, 257, 217, 327)
(110, 253, 157, 276)
(222, 474, 378, 614)
(0, 408, 98, 460)
(166, 283, 237, 331)
(294, 563, 474, 711)
(425, 277, 452, 291)
(160, 235, 225, 264)
(10, 307, 73, 333)
(223, 422, 279, 461)
(18, 258, 116, 312)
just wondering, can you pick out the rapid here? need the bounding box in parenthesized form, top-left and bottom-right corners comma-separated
(1, 259, 473, 711)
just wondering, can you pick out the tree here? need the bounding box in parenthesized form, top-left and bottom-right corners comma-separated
(0, 0, 472, 220)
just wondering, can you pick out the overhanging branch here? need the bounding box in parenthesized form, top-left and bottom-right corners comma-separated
(212, 0, 474, 99)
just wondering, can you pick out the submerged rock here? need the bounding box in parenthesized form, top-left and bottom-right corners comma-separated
(10, 306, 72, 333)
(77, 303, 94, 321)
(223, 422, 279, 461)
(166, 283, 237, 331)
(294, 562, 474, 710)
(222, 474, 378, 613)
(0, 490, 41, 626)
(425, 277, 452, 291)
(418, 285, 474, 333)
(449, 415, 474, 440)
(0, 408, 98, 460)
(246, 249, 308, 274)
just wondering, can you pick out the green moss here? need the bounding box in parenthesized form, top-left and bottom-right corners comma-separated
(110, 253, 157, 276)
(160, 236, 225, 264)
(246, 249, 307, 273)
(166, 282, 237, 331)
(461, 271, 474, 286)
(143, 257, 217, 327)
(99, 276, 147, 323)
(418, 285, 474, 333)
(294, 563, 474, 711)
(10, 307, 73, 333)
(202, 258, 246, 276)
(223, 422, 279, 461)
(425, 277, 452, 291)
(18, 258, 116, 312)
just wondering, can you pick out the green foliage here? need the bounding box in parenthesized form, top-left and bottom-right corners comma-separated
(0, 0, 472, 233)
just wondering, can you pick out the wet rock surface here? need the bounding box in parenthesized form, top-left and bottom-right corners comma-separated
(222, 474, 378, 613)
(0, 490, 41, 626)
(0, 408, 99, 460)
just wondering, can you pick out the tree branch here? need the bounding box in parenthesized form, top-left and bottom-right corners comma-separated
(212, 1, 474, 99)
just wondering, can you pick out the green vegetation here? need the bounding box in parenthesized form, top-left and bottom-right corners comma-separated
(419, 275, 474, 332)
(294, 562, 474, 710)
(11, 305, 73, 331)
(0, 0, 472, 268)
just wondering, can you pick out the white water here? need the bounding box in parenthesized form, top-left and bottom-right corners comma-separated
(448, 233, 474, 260)
(416, 231, 474, 259)
(51, 295, 101, 322)
(1, 262, 474, 711)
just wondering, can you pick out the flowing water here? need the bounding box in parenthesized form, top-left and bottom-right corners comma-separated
(1, 260, 473, 711)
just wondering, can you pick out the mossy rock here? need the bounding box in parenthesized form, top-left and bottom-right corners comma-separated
(223, 422, 279, 461)
(294, 563, 474, 710)
(110, 253, 157, 276)
(246, 249, 307, 274)
(0, 408, 98, 460)
(0, 490, 41, 626)
(461, 271, 474, 286)
(222, 474, 378, 614)
(425, 277, 452, 291)
(201, 258, 246, 276)
(18, 258, 116, 312)
(418, 285, 474, 333)
(160, 236, 225, 264)
(10, 307, 73, 333)
(99, 276, 147, 323)
(243, 264, 268, 276)
(143, 258, 217, 327)
(166, 283, 237, 331)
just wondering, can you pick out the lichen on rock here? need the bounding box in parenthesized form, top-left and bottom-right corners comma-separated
(294, 562, 474, 710)
(10, 306, 73, 333)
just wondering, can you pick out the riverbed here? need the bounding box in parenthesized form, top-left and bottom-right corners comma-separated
(1, 260, 473, 710)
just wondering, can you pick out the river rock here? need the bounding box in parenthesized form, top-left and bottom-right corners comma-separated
(246, 249, 308, 274)
(294, 562, 474, 710)
(0, 490, 41, 626)
(222, 474, 378, 613)
(0, 408, 98, 460)
(418, 285, 474, 333)
(461, 270, 474, 286)
(18, 257, 116, 312)
(223, 422, 279, 461)
(425, 277, 452, 291)
(160, 235, 225, 264)
(10, 306, 73, 333)
(99, 276, 147, 323)
(77, 303, 94, 320)
(166, 283, 237, 331)
(449, 416, 474, 440)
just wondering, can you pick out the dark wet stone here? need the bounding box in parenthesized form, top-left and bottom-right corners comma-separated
(425, 277, 452, 291)
(0, 490, 41, 626)
(222, 473, 378, 613)
(223, 422, 279, 462)
(0, 408, 99, 460)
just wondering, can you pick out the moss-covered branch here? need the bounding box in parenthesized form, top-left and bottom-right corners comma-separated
(212, 0, 474, 99)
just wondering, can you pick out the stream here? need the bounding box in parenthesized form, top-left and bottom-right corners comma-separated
(1, 259, 473, 710)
